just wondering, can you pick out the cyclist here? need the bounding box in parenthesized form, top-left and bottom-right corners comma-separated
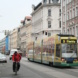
(12, 51, 21, 72)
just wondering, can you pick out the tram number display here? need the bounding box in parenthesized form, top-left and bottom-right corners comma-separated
(61, 40, 77, 43)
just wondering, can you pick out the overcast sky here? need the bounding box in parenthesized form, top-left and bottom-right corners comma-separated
(0, 0, 41, 40)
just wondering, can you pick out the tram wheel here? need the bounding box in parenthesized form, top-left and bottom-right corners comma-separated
(49, 62, 53, 66)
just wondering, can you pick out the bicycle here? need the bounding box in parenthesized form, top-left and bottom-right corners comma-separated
(15, 62, 18, 75)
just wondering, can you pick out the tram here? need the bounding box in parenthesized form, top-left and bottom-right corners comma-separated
(27, 34, 78, 66)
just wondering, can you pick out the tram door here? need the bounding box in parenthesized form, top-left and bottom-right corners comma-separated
(55, 44, 61, 62)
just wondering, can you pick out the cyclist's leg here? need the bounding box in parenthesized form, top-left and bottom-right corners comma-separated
(17, 62, 20, 71)
(13, 62, 15, 72)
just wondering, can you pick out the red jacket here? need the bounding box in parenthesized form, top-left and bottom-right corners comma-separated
(12, 53, 21, 62)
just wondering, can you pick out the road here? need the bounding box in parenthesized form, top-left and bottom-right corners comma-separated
(0, 57, 78, 78)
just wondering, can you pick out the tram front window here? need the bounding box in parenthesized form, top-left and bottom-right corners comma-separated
(61, 44, 77, 58)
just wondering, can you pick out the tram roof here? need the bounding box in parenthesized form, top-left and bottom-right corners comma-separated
(57, 34, 75, 37)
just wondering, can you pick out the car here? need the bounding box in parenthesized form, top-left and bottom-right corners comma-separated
(0, 53, 7, 63)
(9, 49, 18, 60)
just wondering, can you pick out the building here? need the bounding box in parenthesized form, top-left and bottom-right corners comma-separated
(0, 38, 5, 53)
(61, 0, 78, 40)
(10, 28, 18, 49)
(5, 35, 10, 54)
(20, 23, 26, 56)
(25, 18, 32, 54)
(31, 0, 61, 41)
(17, 26, 21, 50)
(25, 16, 32, 44)
(20, 16, 32, 56)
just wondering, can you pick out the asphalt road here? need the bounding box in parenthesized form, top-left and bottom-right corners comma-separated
(0, 57, 78, 78)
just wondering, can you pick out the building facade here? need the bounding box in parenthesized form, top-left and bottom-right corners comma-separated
(26, 22, 32, 45)
(61, 0, 78, 40)
(20, 24, 26, 56)
(25, 20, 32, 55)
(5, 36, 10, 54)
(20, 16, 32, 56)
(31, 0, 61, 41)
(17, 26, 21, 50)
(0, 38, 5, 53)
(10, 28, 18, 49)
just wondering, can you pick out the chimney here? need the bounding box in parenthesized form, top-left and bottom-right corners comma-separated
(32, 4, 35, 12)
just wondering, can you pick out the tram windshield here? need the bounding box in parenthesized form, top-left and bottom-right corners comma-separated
(61, 44, 77, 58)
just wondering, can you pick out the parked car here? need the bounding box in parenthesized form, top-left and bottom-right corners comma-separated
(0, 53, 7, 63)
(9, 49, 18, 60)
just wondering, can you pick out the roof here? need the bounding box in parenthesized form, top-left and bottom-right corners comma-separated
(25, 16, 32, 20)
(21, 20, 24, 23)
(34, 2, 42, 11)
(57, 34, 75, 37)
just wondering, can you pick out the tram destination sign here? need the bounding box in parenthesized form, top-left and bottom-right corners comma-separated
(61, 40, 77, 43)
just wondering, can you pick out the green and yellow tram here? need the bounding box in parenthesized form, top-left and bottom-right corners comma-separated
(27, 34, 78, 67)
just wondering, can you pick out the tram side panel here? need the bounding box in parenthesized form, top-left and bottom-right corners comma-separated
(34, 40, 42, 63)
(42, 37, 55, 65)
(27, 42, 34, 61)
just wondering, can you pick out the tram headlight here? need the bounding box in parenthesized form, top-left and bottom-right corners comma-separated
(74, 58, 77, 61)
(61, 58, 65, 62)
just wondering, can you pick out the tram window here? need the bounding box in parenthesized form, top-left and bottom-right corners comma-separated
(56, 44, 60, 57)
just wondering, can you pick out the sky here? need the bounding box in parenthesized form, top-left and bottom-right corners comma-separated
(0, 0, 41, 40)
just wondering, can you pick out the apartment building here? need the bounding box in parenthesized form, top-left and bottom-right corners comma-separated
(20, 23, 26, 56)
(25, 18, 32, 46)
(10, 28, 18, 49)
(20, 16, 32, 56)
(61, 0, 78, 39)
(17, 26, 21, 50)
(31, 0, 61, 41)
(0, 38, 5, 53)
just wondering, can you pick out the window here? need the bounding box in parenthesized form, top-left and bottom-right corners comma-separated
(62, 44, 77, 54)
(49, 0, 51, 3)
(48, 21, 51, 28)
(35, 37, 37, 40)
(63, 14, 65, 22)
(73, 27, 75, 35)
(52, 0, 59, 3)
(70, 28, 72, 34)
(18, 28, 20, 32)
(48, 9, 51, 16)
(67, 12, 69, 20)
(73, 9, 75, 18)
(67, 29, 69, 34)
(70, 10, 71, 19)
(59, 9, 61, 16)
(45, 32, 47, 35)
(43, 0, 47, 3)
(27, 19, 31, 21)
(56, 44, 60, 57)
(59, 21, 61, 28)
(76, 7, 78, 16)
(76, 26, 78, 36)
(48, 33, 51, 37)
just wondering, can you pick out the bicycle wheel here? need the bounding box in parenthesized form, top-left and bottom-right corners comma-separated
(15, 62, 17, 75)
